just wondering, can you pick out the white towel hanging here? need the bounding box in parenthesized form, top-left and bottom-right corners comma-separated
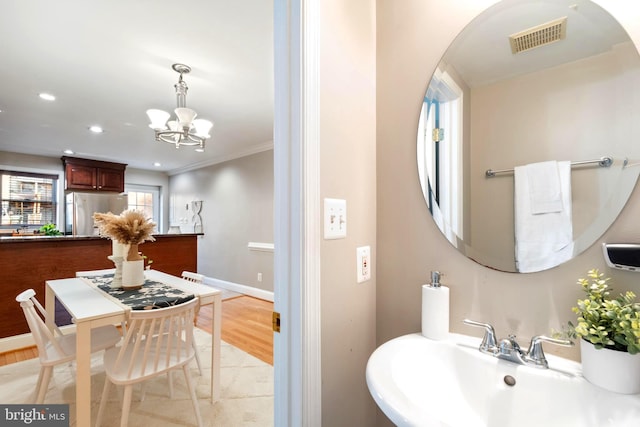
(514, 160, 573, 272)
(527, 161, 563, 214)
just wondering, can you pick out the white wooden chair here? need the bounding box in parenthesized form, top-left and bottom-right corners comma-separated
(15, 289, 121, 403)
(95, 298, 203, 427)
(181, 271, 205, 375)
(181, 271, 204, 284)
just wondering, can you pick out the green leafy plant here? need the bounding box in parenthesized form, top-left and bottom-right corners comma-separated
(567, 269, 640, 354)
(141, 253, 154, 270)
(39, 223, 62, 236)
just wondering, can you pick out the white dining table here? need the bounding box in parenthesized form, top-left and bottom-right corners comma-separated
(45, 269, 222, 427)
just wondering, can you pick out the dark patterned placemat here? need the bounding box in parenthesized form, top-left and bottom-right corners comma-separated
(87, 273, 195, 310)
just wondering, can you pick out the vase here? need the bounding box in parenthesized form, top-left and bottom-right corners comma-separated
(121, 259, 145, 290)
(108, 240, 127, 288)
(107, 255, 124, 288)
(581, 339, 640, 394)
(126, 243, 142, 261)
(112, 240, 127, 258)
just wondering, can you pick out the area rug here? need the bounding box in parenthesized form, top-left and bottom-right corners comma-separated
(0, 328, 273, 426)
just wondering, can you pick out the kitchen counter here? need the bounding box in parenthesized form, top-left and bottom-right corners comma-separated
(0, 233, 200, 339)
(0, 233, 202, 243)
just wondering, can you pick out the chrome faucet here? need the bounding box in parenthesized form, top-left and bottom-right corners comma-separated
(524, 335, 575, 369)
(462, 319, 498, 355)
(463, 319, 573, 369)
(497, 334, 527, 364)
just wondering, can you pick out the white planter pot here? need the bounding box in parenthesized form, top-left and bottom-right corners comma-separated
(581, 339, 640, 394)
(121, 259, 145, 290)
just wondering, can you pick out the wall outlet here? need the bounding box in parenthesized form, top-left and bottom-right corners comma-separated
(257, 272, 263, 282)
(357, 246, 371, 283)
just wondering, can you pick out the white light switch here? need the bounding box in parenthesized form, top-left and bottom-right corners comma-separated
(357, 246, 371, 283)
(324, 198, 347, 239)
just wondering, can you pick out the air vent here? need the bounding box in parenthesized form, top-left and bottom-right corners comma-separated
(509, 17, 567, 54)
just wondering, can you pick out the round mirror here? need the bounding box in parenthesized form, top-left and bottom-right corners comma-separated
(417, 0, 640, 273)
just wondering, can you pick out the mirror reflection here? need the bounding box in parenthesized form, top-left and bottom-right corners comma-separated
(417, 0, 640, 273)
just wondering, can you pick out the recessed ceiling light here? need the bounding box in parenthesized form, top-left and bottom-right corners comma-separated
(38, 93, 56, 101)
(63, 149, 75, 155)
(88, 125, 104, 133)
(195, 148, 205, 153)
(153, 162, 161, 167)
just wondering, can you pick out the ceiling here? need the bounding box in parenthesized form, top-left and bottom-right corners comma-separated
(2, 1, 630, 175)
(444, 0, 631, 87)
(0, 0, 274, 174)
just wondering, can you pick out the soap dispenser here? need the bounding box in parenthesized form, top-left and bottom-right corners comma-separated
(421, 271, 450, 340)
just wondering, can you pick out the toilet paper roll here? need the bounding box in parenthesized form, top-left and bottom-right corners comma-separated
(421, 285, 450, 340)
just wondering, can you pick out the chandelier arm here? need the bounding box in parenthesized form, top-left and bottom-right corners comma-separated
(186, 133, 206, 144)
(156, 130, 203, 146)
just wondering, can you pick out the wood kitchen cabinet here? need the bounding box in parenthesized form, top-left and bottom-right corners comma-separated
(62, 156, 127, 192)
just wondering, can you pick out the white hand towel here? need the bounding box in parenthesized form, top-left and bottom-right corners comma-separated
(514, 161, 573, 273)
(527, 161, 563, 214)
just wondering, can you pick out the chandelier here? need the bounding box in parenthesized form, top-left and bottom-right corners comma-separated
(146, 63, 213, 152)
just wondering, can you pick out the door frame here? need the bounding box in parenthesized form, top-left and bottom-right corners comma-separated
(273, 0, 322, 426)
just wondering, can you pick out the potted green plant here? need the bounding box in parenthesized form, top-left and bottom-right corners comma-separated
(568, 269, 640, 394)
(39, 223, 62, 236)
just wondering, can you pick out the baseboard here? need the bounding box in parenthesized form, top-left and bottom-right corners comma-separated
(0, 324, 76, 353)
(202, 277, 274, 302)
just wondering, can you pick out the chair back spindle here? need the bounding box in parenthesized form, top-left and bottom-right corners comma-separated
(111, 298, 197, 381)
(181, 271, 204, 284)
(16, 289, 69, 362)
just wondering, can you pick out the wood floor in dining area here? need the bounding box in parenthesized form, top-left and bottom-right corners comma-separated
(0, 295, 274, 367)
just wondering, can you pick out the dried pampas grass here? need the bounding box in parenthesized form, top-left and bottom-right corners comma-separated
(93, 210, 156, 245)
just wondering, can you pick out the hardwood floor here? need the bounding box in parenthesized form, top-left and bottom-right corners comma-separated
(0, 345, 38, 366)
(0, 295, 274, 367)
(200, 295, 274, 365)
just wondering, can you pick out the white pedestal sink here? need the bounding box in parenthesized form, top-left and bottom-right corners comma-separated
(366, 333, 640, 427)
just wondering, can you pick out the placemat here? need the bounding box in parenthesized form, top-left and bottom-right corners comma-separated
(86, 273, 196, 310)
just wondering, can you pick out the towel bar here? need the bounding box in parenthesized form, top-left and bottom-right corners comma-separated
(485, 156, 613, 178)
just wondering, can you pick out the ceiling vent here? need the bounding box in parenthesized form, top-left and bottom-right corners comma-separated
(509, 17, 567, 54)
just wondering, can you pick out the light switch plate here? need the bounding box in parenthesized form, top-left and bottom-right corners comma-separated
(324, 198, 347, 239)
(357, 245, 371, 283)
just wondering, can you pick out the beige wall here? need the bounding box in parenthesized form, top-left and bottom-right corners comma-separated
(169, 150, 274, 291)
(377, 2, 640, 425)
(320, 0, 377, 425)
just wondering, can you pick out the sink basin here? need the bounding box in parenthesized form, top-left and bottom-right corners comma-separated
(366, 333, 640, 427)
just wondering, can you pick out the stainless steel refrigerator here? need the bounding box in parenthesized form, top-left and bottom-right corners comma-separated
(65, 192, 128, 236)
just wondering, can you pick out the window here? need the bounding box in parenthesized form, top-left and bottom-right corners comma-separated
(417, 67, 464, 242)
(1, 170, 58, 227)
(125, 184, 160, 233)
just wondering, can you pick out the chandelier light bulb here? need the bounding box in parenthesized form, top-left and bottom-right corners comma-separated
(193, 119, 214, 138)
(175, 107, 197, 127)
(146, 109, 170, 130)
